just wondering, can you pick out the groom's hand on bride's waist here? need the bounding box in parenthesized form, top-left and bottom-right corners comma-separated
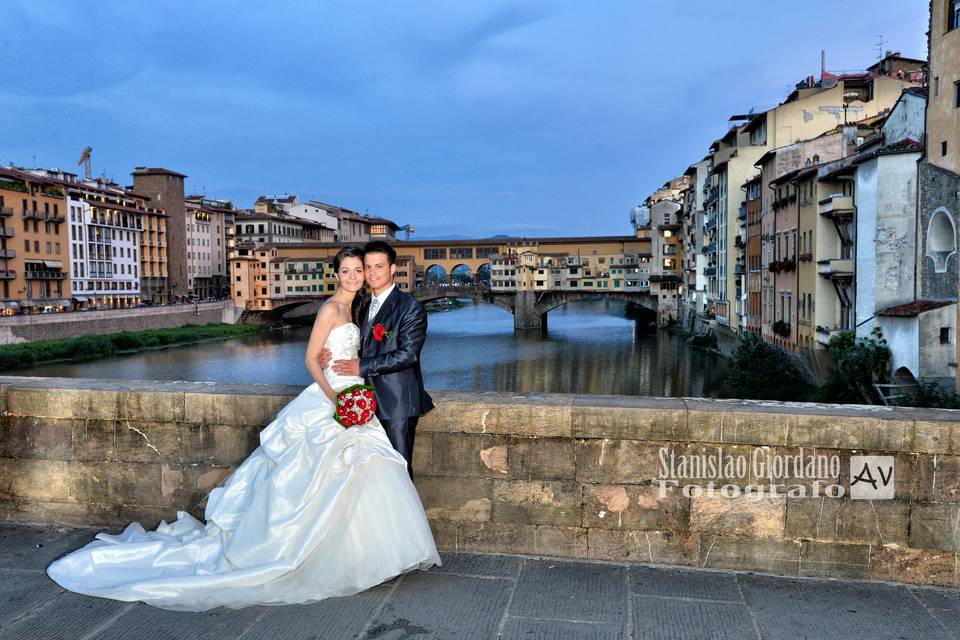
(332, 359, 360, 377)
(318, 348, 332, 369)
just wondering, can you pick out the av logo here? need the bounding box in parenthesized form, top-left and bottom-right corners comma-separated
(849, 456, 895, 500)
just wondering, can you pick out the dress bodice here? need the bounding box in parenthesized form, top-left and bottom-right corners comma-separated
(325, 322, 361, 360)
(323, 323, 363, 392)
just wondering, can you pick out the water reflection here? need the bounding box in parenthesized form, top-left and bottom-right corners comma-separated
(13, 299, 729, 397)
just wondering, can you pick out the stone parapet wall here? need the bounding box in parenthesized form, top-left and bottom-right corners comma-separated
(2, 376, 960, 586)
(0, 302, 237, 344)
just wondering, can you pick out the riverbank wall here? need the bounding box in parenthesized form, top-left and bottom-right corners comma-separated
(0, 302, 238, 345)
(2, 376, 960, 587)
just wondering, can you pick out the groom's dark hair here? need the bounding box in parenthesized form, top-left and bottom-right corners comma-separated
(363, 240, 397, 265)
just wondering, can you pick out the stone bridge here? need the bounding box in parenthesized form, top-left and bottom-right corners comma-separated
(2, 375, 959, 587)
(243, 287, 659, 331)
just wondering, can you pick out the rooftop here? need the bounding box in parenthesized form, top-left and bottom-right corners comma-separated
(4, 522, 959, 640)
(878, 299, 954, 317)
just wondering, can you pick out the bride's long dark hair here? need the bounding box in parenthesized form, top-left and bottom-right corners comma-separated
(333, 246, 366, 326)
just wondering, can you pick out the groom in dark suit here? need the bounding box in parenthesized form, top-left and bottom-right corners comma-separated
(327, 241, 434, 477)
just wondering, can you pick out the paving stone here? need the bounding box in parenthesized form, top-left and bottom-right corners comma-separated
(908, 587, 960, 639)
(510, 559, 627, 624)
(361, 572, 512, 640)
(501, 616, 626, 639)
(0, 591, 129, 640)
(738, 574, 947, 640)
(429, 552, 522, 578)
(628, 566, 742, 602)
(0, 523, 99, 570)
(632, 596, 757, 640)
(97, 602, 262, 640)
(0, 570, 63, 623)
(238, 588, 387, 640)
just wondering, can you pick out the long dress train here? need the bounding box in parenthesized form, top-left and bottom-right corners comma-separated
(47, 322, 440, 611)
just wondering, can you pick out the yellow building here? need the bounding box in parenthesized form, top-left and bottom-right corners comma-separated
(0, 168, 71, 314)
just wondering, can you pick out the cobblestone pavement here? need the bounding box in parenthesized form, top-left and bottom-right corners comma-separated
(2, 522, 960, 639)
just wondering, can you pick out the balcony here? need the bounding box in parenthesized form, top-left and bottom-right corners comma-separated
(735, 264, 746, 275)
(734, 236, 745, 249)
(816, 325, 846, 346)
(23, 210, 44, 220)
(819, 195, 855, 220)
(0, 227, 14, 238)
(25, 269, 67, 280)
(0, 207, 12, 217)
(704, 267, 717, 276)
(817, 258, 854, 278)
(738, 205, 747, 221)
(0, 249, 15, 258)
(705, 187, 719, 206)
(0, 269, 15, 280)
(702, 242, 717, 254)
(704, 218, 717, 232)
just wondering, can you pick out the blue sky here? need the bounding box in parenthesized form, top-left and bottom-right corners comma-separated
(2, 0, 929, 238)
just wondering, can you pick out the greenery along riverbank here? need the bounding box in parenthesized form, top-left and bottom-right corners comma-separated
(0, 324, 269, 370)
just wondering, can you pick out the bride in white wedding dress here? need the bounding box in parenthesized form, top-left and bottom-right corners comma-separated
(47, 247, 440, 611)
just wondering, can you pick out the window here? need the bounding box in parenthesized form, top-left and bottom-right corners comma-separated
(943, 141, 949, 157)
(955, 80, 960, 109)
(941, 327, 952, 344)
(951, 0, 960, 30)
(934, 77, 940, 97)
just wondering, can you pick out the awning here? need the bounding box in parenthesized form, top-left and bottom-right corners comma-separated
(18, 300, 36, 307)
(4, 301, 18, 311)
(43, 260, 64, 269)
(72, 296, 89, 303)
(55, 299, 71, 306)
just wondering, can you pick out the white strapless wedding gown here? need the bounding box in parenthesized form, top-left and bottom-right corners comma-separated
(47, 323, 440, 611)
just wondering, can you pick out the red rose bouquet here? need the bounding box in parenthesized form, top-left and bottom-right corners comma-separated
(334, 384, 377, 428)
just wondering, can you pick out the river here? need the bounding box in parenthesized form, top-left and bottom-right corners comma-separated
(13, 299, 730, 397)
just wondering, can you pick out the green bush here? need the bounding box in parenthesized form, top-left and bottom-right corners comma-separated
(818, 328, 891, 404)
(690, 332, 718, 350)
(727, 331, 812, 401)
(898, 380, 960, 409)
(0, 323, 267, 369)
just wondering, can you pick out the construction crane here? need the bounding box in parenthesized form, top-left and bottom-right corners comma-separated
(78, 147, 92, 179)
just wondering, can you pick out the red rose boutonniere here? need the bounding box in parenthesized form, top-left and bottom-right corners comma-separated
(373, 323, 393, 342)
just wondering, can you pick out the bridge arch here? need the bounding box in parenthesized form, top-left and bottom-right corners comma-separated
(451, 264, 473, 284)
(426, 264, 448, 284)
(476, 263, 491, 285)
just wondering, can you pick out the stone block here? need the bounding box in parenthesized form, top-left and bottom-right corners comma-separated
(799, 541, 870, 579)
(111, 420, 183, 463)
(183, 391, 291, 427)
(419, 390, 573, 437)
(581, 484, 689, 531)
(0, 458, 74, 502)
(430, 432, 510, 478)
(117, 389, 185, 423)
(412, 431, 432, 476)
(575, 439, 661, 484)
(586, 528, 697, 565)
(907, 454, 960, 503)
(784, 497, 909, 545)
(70, 419, 116, 462)
(457, 521, 536, 554)
(0, 416, 74, 460)
(6, 387, 123, 421)
(684, 399, 791, 445)
(416, 477, 492, 522)
(912, 420, 955, 454)
(698, 537, 801, 574)
(572, 395, 687, 440)
(429, 519, 459, 551)
(533, 525, 589, 558)
(508, 437, 575, 480)
(909, 503, 960, 550)
(690, 496, 785, 539)
(73, 461, 165, 507)
(491, 479, 580, 527)
(869, 543, 958, 587)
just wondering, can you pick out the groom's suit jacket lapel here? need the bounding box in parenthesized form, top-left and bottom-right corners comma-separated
(362, 287, 400, 352)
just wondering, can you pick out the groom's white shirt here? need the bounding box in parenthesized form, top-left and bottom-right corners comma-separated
(368, 284, 396, 322)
